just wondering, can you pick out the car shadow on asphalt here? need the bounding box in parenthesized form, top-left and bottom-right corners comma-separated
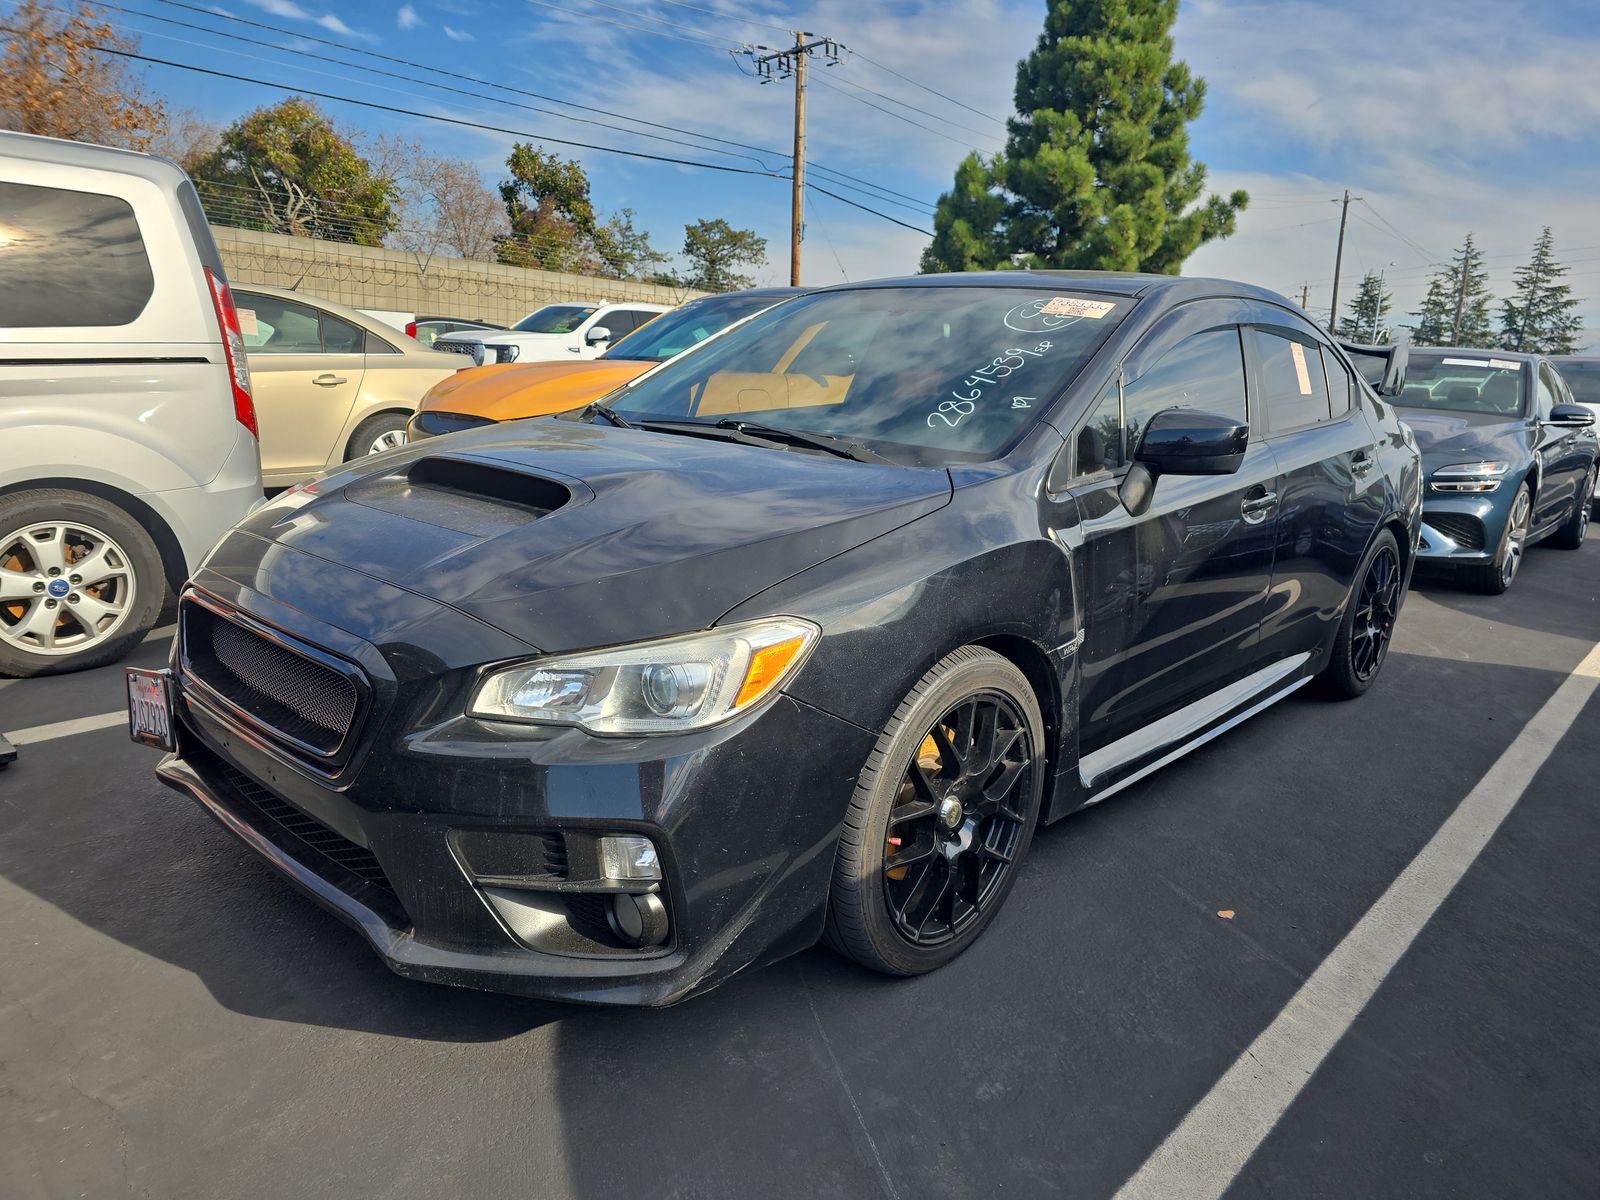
(1407, 537, 1599, 644)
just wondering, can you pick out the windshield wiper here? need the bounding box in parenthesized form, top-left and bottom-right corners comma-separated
(583, 401, 634, 429)
(637, 417, 888, 463)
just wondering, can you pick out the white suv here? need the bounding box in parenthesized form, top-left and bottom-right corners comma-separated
(434, 300, 671, 366)
(0, 132, 263, 676)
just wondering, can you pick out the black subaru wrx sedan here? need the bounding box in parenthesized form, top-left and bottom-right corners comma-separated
(129, 273, 1422, 1005)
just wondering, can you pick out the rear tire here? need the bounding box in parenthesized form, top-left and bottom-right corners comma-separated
(1548, 466, 1594, 550)
(345, 412, 409, 461)
(1318, 528, 1402, 700)
(0, 489, 165, 677)
(1462, 482, 1531, 595)
(824, 647, 1045, 976)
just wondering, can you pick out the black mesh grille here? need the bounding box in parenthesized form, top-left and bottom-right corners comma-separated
(183, 602, 359, 755)
(436, 339, 479, 358)
(1427, 512, 1486, 551)
(210, 754, 405, 918)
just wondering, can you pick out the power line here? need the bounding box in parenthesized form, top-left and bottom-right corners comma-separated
(136, 0, 936, 213)
(821, 72, 1003, 143)
(843, 46, 1008, 126)
(522, 0, 736, 50)
(811, 75, 989, 152)
(806, 183, 933, 237)
(1355, 198, 1443, 264)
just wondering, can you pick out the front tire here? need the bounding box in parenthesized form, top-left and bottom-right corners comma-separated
(1319, 528, 1402, 700)
(824, 647, 1045, 976)
(1462, 482, 1531, 594)
(0, 489, 165, 677)
(1549, 466, 1594, 550)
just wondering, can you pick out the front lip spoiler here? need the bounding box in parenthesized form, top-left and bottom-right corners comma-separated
(157, 751, 697, 1005)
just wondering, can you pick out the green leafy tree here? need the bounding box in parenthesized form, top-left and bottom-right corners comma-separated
(1408, 233, 1495, 347)
(678, 218, 767, 292)
(1500, 226, 1583, 354)
(494, 146, 663, 279)
(1337, 271, 1394, 343)
(189, 98, 396, 245)
(922, 0, 1247, 273)
(592, 208, 668, 281)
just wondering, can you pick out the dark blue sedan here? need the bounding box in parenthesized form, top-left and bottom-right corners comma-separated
(1399, 349, 1597, 592)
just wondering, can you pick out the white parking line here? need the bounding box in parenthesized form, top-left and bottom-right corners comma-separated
(1115, 637, 1600, 1200)
(6, 711, 126, 746)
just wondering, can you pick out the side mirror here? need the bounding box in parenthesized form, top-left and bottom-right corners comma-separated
(1118, 408, 1249, 517)
(1546, 402, 1595, 428)
(585, 325, 612, 345)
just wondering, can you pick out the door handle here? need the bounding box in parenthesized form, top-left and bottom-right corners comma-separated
(1241, 490, 1278, 524)
(313, 374, 347, 387)
(1351, 450, 1375, 476)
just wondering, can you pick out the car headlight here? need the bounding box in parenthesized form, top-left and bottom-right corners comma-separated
(1431, 461, 1509, 493)
(469, 617, 820, 735)
(497, 344, 520, 363)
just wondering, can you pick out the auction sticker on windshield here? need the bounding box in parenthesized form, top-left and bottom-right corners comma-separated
(126, 668, 176, 751)
(1039, 296, 1117, 319)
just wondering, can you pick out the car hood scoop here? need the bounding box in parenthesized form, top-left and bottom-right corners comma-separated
(239, 421, 951, 652)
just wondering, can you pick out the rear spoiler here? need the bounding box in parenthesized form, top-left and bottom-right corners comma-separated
(1338, 340, 1408, 398)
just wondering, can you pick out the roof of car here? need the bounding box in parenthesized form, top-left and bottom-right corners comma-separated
(232, 282, 455, 356)
(815, 270, 1297, 307)
(0, 129, 190, 188)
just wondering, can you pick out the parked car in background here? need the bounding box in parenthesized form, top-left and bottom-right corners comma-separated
(406, 316, 503, 349)
(1551, 355, 1600, 428)
(407, 287, 806, 441)
(1397, 349, 1596, 593)
(134, 272, 1421, 1004)
(0, 131, 262, 677)
(433, 300, 671, 366)
(232, 285, 461, 487)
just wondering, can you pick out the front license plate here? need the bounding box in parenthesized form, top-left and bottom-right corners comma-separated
(126, 668, 177, 751)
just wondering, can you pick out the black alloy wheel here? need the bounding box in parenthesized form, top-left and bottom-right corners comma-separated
(1319, 527, 1402, 700)
(881, 693, 1035, 947)
(825, 646, 1045, 976)
(1350, 543, 1401, 682)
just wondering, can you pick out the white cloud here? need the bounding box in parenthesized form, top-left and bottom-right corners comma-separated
(242, 0, 309, 18)
(316, 13, 354, 34)
(397, 3, 421, 29)
(443, 24, 473, 40)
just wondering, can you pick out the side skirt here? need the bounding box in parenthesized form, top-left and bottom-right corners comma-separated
(1077, 653, 1313, 808)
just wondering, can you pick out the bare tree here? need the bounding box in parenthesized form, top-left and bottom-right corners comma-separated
(372, 135, 507, 263)
(0, 0, 167, 149)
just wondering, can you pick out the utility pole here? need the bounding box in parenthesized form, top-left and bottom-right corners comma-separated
(744, 33, 843, 286)
(1300, 283, 1310, 309)
(1327, 189, 1357, 334)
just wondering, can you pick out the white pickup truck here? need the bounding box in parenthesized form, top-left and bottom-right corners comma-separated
(434, 300, 672, 366)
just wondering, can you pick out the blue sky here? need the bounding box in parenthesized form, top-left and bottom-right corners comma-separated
(86, 0, 1600, 347)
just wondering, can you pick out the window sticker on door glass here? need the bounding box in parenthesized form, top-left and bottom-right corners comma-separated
(1441, 357, 1492, 368)
(1289, 341, 1313, 395)
(1039, 296, 1117, 319)
(237, 308, 258, 336)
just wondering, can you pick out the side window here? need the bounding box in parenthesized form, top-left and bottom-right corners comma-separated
(322, 313, 365, 354)
(1123, 327, 1249, 452)
(0, 181, 154, 328)
(364, 329, 401, 354)
(1253, 329, 1333, 432)
(1325, 349, 1355, 416)
(236, 294, 322, 354)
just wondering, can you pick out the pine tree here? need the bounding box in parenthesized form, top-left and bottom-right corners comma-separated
(1337, 271, 1393, 343)
(1409, 275, 1455, 346)
(1407, 234, 1495, 347)
(1500, 227, 1583, 354)
(921, 0, 1246, 274)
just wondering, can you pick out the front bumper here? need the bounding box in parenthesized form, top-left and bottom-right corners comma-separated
(157, 577, 872, 1006)
(1416, 493, 1505, 563)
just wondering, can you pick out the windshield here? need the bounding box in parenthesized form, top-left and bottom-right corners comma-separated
(1556, 359, 1600, 404)
(514, 305, 597, 334)
(1396, 353, 1526, 416)
(606, 286, 1130, 465)
(604, 293, 786, 362)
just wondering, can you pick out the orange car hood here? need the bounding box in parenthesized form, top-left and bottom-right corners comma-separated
(417, 359, 651, 422)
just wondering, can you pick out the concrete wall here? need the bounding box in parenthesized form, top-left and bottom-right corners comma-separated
(213, 227, 704, 326)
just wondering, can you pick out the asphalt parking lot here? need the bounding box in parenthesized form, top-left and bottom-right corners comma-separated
(2, 539, 1597, 1200)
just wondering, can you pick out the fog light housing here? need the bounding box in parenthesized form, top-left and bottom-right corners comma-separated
(607, 891, 669, 948)
(598, 834, 661, 882)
